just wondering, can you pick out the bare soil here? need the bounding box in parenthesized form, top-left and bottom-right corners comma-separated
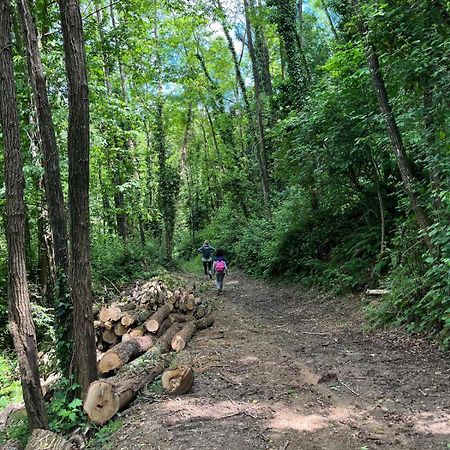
(106, 271, 450, 450)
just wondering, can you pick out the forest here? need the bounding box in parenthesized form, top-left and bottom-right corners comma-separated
(0, 0, 449, 447)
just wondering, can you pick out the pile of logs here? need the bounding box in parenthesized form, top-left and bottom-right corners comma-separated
(84, 279, 214, 425)
(94, 279, 212, 355)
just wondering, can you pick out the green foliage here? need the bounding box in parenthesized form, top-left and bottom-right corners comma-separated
(87, 420, 123, 449)
(91, 235, 166, 285)
(0, 355, 22, 409)
(47, 379, 86, 434)
(0, 410, 29, 447)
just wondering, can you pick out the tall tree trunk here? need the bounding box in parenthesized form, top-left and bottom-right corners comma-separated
(216, 0, 250, 110)
(244, 0, 271, 214)
(109, 0, 126, 101)
(274, 0, 310, 98)
(423, 83, 442, 211)
(17, 0, 71, 371)
(253, 0, 274, 99)
(357, 11, 433, 252)
(58, 0, 98, 396)
(321, 0, 338, 40)
(0, 0, 48, 429)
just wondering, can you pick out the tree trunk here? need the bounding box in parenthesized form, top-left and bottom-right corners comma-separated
(321, 0, 338, 39)
(171, 321, 196, 352)
(24, 429, 74, 450)
(84, 323, 181, 424)
(357, 14, 433, 252)
(144, 304, 173, 333)
(17, 0, 71, 371)
(274, 0, 310, 93)
(253, 0, 274, 99)
(98, 335, 155, 375)
(423, 84, 442, 211)
(243, 0, 271, 215)
(0, 0, 48, 431)
(58, 0, 98, 396)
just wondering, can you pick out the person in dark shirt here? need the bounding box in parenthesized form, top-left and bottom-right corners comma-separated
(197, 241, 215, 279)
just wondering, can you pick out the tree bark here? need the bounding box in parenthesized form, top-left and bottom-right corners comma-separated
(244, 0, 271, 214)
(144, 304, 173, 333)
(357, 14, 433, 252)
(58, 0, 98, 396)
(24, 429, 74, 450)
(171, 321, 196, 352)
(98, 335, 155, 375)
(0, 0, 48, 431)
(17, 0, 71, 371)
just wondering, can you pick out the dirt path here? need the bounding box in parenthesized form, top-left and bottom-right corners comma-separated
(107, 271, 450, 450)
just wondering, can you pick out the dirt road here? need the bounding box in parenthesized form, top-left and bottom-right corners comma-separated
(107, 271, 450, 449)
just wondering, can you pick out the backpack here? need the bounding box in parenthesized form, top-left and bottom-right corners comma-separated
(215, 260, 226, 273)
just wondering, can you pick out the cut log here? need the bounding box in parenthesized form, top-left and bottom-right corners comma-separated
(186, 294, 195, 311)
(156, 317, 171, 338)
(109, 306, 122, 322)
(84, 323, 181, 424)
(119, 303, 136, 312)
(0, 438, 23, 450)
(195, 305, 206, 319)
(171, 322, 197, 352)
(99, 307, 112, 322)
(144, 304, 173, 333)
(365, 289, 390, 296)
(102, 329, 119, 345)
(128, 327, 144, 339)
(195, 315, 215, 330)
(98, 335, 155, 375)
(24, 429, 74, 450)
(121, 313, 136, 327)
(161, 366, 194, 395)
(169, 313, 193, 323)
(114, 322, 128, 336)
(137, 309, 152, 323)
(103, 320, 113, 330)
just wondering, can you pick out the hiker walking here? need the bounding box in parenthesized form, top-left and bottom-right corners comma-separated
(213, 249, 227, 294)
(198, 241, 215, 278)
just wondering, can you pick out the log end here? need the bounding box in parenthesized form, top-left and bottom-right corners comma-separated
(144, 320, 159, 333)
(84, 381, 119, 425)
(98, 353, 122, 375)
(171, 335, 185, 353)
(161, 366, 194, 395)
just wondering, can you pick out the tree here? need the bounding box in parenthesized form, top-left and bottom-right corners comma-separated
(16, 0, 71, 371)
(58, 0, 97, 395)
(0, 0, 48, 429)
(243, 0, 271, 214)
(355, 1, 433, 252)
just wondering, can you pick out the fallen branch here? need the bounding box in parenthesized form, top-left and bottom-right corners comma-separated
(365, 289, 390, 296)
(338, 378, 361, 397)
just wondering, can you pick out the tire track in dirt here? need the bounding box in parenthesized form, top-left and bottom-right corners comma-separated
(108, 271, 450, 450)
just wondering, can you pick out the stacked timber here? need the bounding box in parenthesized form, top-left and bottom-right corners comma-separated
(85, 278, 214, 424)
(94, 279, 213, 355)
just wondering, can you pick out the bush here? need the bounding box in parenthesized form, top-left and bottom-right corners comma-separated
(0, 355, 22, 410)
(91, 235, 166, 286)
